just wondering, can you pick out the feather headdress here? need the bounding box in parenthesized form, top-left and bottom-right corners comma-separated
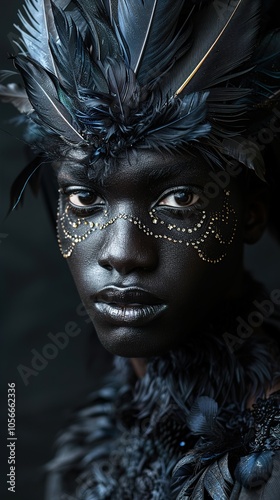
(1, 0, 280, 206)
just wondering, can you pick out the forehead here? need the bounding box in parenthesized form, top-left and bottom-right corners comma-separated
(55, 148, 211, 188)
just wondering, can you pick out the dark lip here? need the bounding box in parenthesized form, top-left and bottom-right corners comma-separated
(93, 302, 167, 326)
(94, 286, 165, 307)
(92, 287, 167, 326)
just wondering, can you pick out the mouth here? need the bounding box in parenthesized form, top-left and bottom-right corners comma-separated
(92, 287, 167, 326)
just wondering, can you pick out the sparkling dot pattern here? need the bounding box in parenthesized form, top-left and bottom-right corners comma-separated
(57, 190, 237, 263)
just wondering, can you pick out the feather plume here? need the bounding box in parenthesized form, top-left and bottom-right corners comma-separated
(14, 0, 60, 76)
(71, 0, 121, 62)
(146, 92, 211, 146)
(234, 451, 274, 489)
(168, 0, 261, 97)
(15, 56, 84, 144)
(102, 0, 114, 25)
(1, 0, 280, 207)
(50, 3, 108, 96)
(117, 0, 194, 85)
(187, 396, 220, 436)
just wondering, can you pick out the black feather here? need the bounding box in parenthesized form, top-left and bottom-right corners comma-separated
(146, 92, 211, 146)
(15, 56, 84, 144)
(187, 396, 219, 436)
(71, 0, 121, 62)
(14, 0, 59, 75)
(117, 0, 194, 85)
(50, 3, 108, 95)
(167, 0, 261, 97)
(1, 0, 280, 202)
(9, 156, 45, 212)
(221, 137, 266, 181)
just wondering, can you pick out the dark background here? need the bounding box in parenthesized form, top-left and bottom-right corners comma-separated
(0, 3, 279, 500)
(0, 4, 113, 500)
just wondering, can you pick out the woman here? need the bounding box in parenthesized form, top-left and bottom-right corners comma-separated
(1, 0, 280, 498)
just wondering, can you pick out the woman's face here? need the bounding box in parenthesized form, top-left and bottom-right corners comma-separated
(56, 149, 246, 357)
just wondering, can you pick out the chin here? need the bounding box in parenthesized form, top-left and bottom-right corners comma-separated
(95, 324, 178, 359)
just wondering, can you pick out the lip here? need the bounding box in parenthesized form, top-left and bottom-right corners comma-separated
(92, 286, 167, 326)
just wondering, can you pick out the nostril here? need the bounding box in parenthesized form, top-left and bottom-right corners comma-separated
(103, 264, 113, 271)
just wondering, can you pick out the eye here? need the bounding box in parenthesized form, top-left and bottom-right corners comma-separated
(66, 190, 104, 209)
(158, 189, 200, 208)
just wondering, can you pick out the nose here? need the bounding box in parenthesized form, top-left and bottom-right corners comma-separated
(98, 216, 158, 275)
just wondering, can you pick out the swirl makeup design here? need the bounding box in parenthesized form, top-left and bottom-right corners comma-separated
(57, 190, 237, 264)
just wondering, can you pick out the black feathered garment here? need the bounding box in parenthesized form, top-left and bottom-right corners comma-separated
(45, 276, 280, 499)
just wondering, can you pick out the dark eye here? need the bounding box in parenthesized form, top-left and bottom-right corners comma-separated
(68, 191, 104, 208)
(158, 190, 200, 208)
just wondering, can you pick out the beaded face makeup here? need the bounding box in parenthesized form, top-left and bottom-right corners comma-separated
(57, 189, 237, 264)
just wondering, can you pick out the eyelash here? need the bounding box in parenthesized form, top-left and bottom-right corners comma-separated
(155, 187, 202, 214)
(61, 188, 104, 216)
(61, 186, 202, 217)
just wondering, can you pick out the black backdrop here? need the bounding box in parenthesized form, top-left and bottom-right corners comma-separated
(0, 3, 279, 500)
(0, 4, 113, 500)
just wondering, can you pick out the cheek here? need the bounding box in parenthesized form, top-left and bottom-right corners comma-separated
(56, 199, 100, 259)
(160, 238, 242, 307)
(151, 189, 240, 266)
(156, 198, 245, 312)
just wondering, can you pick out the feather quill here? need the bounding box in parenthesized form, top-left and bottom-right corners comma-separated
(14, 0, 59, 76)
(101, 0, 114, 25)
(117, 0, 194, 85)
(203, 461, 229, 499)
(50, 4, 108, 96)
(15, 56, 84, 144)
(9, 156, 45, 212)
(71, 0, 121, 62)
(168, 0, 261, 97)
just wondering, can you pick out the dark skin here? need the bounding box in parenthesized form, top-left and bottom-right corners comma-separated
(55, 149, 269, 374)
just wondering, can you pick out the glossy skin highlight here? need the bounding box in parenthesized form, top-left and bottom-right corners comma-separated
(56, 149, 246, 358)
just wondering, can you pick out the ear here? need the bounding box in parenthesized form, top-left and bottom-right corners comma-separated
(243, 188, 270, 245)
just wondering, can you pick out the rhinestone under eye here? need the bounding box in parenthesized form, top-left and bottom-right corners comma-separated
(57, 190, 237, 264)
